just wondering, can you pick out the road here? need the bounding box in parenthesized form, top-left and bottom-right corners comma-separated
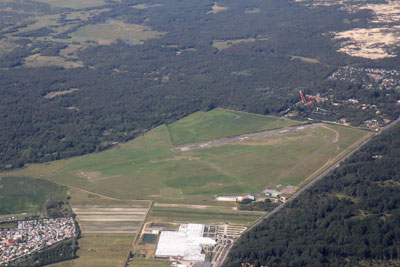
(172, 123, 322, 152)
(217, 116, 400, 267)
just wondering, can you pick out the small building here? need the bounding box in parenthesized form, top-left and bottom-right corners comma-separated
(216, 195, 239, 202)
(271, 193, 280, 198)
(236, 195, 256, 203)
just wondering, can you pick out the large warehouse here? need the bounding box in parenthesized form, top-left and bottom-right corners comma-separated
(155, 224, 216, 261)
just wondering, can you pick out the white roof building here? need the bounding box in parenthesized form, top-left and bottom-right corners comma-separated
(155, 224, 216, 261)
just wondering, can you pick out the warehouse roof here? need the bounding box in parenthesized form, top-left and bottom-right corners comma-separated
(155, 224, 216, 261)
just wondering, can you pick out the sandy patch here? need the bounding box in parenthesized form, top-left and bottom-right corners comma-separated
(333, 26, 400, 59)
(44, 88, 79, 99)
(359, 1, 400, 24)
(332, 0, 400, 59)
(66, 106, 80, 111)
(131, 3, 162, 9)
(207, 3, 228, 14)
(59, 44, 83, 59)
(0, 39, 18, 55)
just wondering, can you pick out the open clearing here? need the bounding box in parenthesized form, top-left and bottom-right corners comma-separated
(244, 8, 261, 14)
(1, 6, 164, 68)
(34, 0, 106, 9)
(69, 19, 165, 46)
(213, 37, 268, 51)
(207, 3, 229, 14)
(49, 234, 132, 267)
(44, 88, 79, 99)
(24, 54, 84, 68)
(332, 0, 400, 59)
(291, 55, 319, 64)
(0, 176, 67, 215)
(3, 109, 368, 202)
(167, 108, 299, 145)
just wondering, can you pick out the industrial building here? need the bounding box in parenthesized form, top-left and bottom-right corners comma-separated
(216, 194, 255, 202)
(155, 224, 216, 261)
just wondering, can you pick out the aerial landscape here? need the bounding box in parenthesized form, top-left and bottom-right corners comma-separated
(1, 0, 400, 266)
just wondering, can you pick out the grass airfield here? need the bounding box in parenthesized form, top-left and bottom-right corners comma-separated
(4, 109, 369, 201)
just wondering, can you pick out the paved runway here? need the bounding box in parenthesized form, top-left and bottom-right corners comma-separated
(172, 123, 322, 152)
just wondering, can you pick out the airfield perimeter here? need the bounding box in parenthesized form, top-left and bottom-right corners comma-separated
(1, 109, 373, 266)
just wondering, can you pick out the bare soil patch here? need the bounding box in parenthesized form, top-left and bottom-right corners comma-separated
(207, 3, 229, 14)
(44, 88, 79, 99)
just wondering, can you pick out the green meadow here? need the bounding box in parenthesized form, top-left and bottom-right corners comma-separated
(0, 176, 67, 215)
(2, 109, 369, 202)
(167, 108, 301, 145)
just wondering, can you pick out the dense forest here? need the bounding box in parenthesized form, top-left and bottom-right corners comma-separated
(1, 0, 400, 169)
(224, 121, 400, 266)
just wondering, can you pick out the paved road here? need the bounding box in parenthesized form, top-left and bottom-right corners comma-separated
(217, 117, 400, 267)
(172, 123, 322, 152)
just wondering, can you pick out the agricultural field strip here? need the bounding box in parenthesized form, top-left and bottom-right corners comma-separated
(73, 205, 148, 233)
(77, 216, 145, 221)
(172, 123, 320, 152)
(153, 203, 213, 209)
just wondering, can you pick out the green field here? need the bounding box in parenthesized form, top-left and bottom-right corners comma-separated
(129, 259, 171, 267)
(2, 110, 369, 202)
(167, 108, 301, 145)
(69, 19, 165, 46)
(0, 177, 68, 215)
(49, 234, 133, 267)
(148, 206, 263, 225)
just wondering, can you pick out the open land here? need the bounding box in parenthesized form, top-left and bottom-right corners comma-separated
(0, 2, 165, 69)
(3, 109, 368, 201)
(212, 37, 268, 51)
(1, 109, 372, 266)
(0, 177, 68, 215)
(167, 109, 301, 145)
(207, 3, 229, 14)
(34, 0, 107, 9)
(49, 234, 133, 267)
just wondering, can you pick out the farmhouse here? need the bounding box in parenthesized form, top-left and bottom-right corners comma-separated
(155, 224, 216, 261)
